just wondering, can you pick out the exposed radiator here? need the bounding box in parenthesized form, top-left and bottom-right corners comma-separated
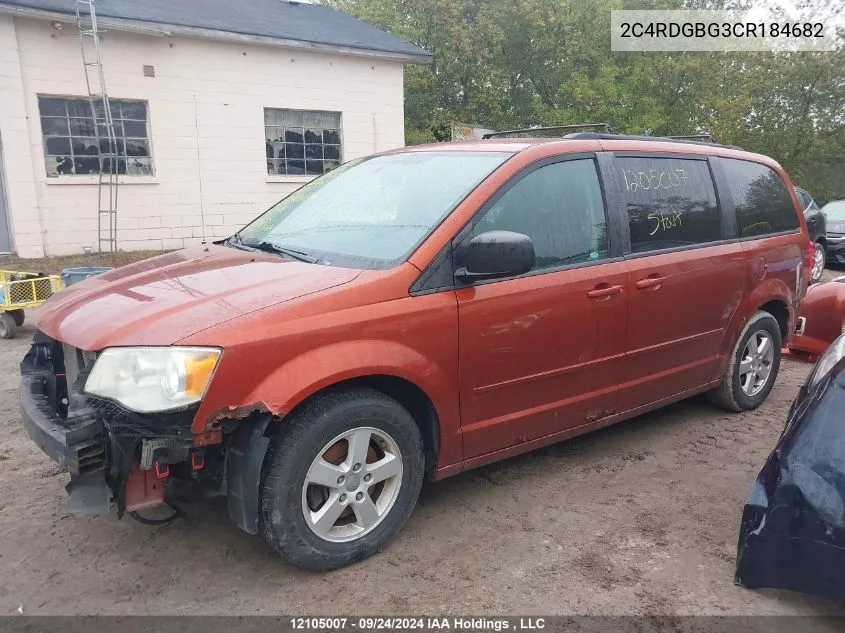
(140, 438, 191, 470)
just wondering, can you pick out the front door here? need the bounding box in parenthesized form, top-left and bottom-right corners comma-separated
(456, 157, 629, 459)
(0, 142, 10, 254)
(609, 154, 747, 412)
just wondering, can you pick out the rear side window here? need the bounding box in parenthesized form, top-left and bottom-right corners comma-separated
(616, 157, 721, 253)
(470, 158, 608, 270)
(722, 159, 799, 237)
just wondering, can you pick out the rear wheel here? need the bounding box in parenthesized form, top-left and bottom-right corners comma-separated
(0, 313, 16, 339)
(259, 387, 424, 570)
(8, 309, 24, 327)
(811, 242, 826, 283)
(708, 310, 782, 412)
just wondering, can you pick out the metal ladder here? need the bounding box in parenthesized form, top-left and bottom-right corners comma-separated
(75, 0, 119, 253)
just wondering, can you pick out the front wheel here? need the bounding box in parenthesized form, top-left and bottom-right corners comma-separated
(811, 242, 826, 283)
(259, 387, 424, 570)
(707, 310, 782, 412)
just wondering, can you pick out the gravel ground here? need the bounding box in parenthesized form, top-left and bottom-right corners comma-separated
(1, 273, 843, 616)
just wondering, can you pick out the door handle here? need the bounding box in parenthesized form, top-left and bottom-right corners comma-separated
(635, 275, 666, 290)
(587, 283, 624, 299)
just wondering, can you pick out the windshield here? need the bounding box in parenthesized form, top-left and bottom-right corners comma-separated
(823, 200, 845, 222)
(235, 151, 511, 268)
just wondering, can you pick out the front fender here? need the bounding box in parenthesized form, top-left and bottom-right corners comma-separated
(219, 340, 457, 534)
(246, 339, 451, 420)
(188, 281, 461, 470)
(194, 337, 461, 469)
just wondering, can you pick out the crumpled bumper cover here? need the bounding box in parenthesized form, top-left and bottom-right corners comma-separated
(19, 373, 103, 475)
(735, 362, 845, 601)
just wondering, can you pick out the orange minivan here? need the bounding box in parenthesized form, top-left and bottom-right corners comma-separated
(20, 132, 811, 569)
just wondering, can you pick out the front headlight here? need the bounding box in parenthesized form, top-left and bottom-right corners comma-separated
(85, 347, 221, 413)
(807, 334, 845, 389)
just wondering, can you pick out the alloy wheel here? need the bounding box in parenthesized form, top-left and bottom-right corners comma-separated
(301, 426, 403, 543)
(812, 247, 825, 283)
(739, 331, 775, 396)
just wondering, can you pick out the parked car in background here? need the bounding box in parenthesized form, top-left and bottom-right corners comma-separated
(20, 132, 810, 570)
(795, 187, 827, 282)
(821, 199, 845, 266)
(790, 275, 845, 359)
(736, 332, 845, 601)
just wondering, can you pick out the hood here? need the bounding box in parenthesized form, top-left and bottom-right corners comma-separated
(37, 245, 360, 350)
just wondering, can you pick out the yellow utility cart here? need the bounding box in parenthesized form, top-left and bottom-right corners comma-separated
(0, 270, 64, 339)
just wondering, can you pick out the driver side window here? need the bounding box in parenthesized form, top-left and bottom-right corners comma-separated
(470, 159, 609, 271)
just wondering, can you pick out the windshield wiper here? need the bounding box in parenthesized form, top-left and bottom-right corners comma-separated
(227, 232, 252, 251)
(246, 240, 320, 264)
(229, 233, 318, 263)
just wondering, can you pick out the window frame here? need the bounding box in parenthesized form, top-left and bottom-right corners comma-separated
(446, 153, 621, 288)
(600, 151, 732, 260)
(795, 188, 811, 211)
(263, 107, 342, 177)
(711, 156, 802, 242)
(37, 94, 153, 178)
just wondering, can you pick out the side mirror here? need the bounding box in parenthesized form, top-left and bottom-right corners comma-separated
(455, 230, 535, 282)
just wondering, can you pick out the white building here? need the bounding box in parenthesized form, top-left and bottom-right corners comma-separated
(0, 0, 430, 257)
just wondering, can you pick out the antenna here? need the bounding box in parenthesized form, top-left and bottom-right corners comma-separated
(192, 94, 208, 248)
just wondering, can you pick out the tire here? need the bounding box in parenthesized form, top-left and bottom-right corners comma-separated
(9, 309, 24, 327)
(259, 387, 424, 570)
(811, 242, 826, 283)
(0, 313, 16, 339)
(707, 310, 782, 412)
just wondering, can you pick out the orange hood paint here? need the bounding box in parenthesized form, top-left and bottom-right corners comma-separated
(36, 245, 360, 350)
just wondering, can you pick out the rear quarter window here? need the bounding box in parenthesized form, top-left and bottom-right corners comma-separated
(616, 157, 721, 253)
(722, 159, 800, 237)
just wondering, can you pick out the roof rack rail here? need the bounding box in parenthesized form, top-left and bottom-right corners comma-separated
(482, 123, 614, 139)
(562, 131, 744, 151)
(666, 134, 718, 143)
(480, 125, 745, 150)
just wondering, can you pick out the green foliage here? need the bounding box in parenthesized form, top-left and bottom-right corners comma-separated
(327, 0, 845, 198)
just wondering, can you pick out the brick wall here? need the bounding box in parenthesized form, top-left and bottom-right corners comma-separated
(0, 15, 406, 256)
(0, 15, 43, 256)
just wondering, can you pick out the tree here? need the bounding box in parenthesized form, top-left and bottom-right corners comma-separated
(328, 0, 845, 197)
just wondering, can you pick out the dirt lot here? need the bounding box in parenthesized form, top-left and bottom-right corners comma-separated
(1, 275, 843, 616)
(0, 251, 166, 276)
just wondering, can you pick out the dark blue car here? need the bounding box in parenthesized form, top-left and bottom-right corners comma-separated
(736, 333, 845, 600)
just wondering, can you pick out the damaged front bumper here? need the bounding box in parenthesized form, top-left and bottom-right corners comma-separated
(20, 369, 112, 514)
(20, 332, 207, 517)
(20, 372, 104, 475)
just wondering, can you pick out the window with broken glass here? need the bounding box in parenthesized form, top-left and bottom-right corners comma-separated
(265, 109, 341, 176)
(38, 96, 153, 177)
